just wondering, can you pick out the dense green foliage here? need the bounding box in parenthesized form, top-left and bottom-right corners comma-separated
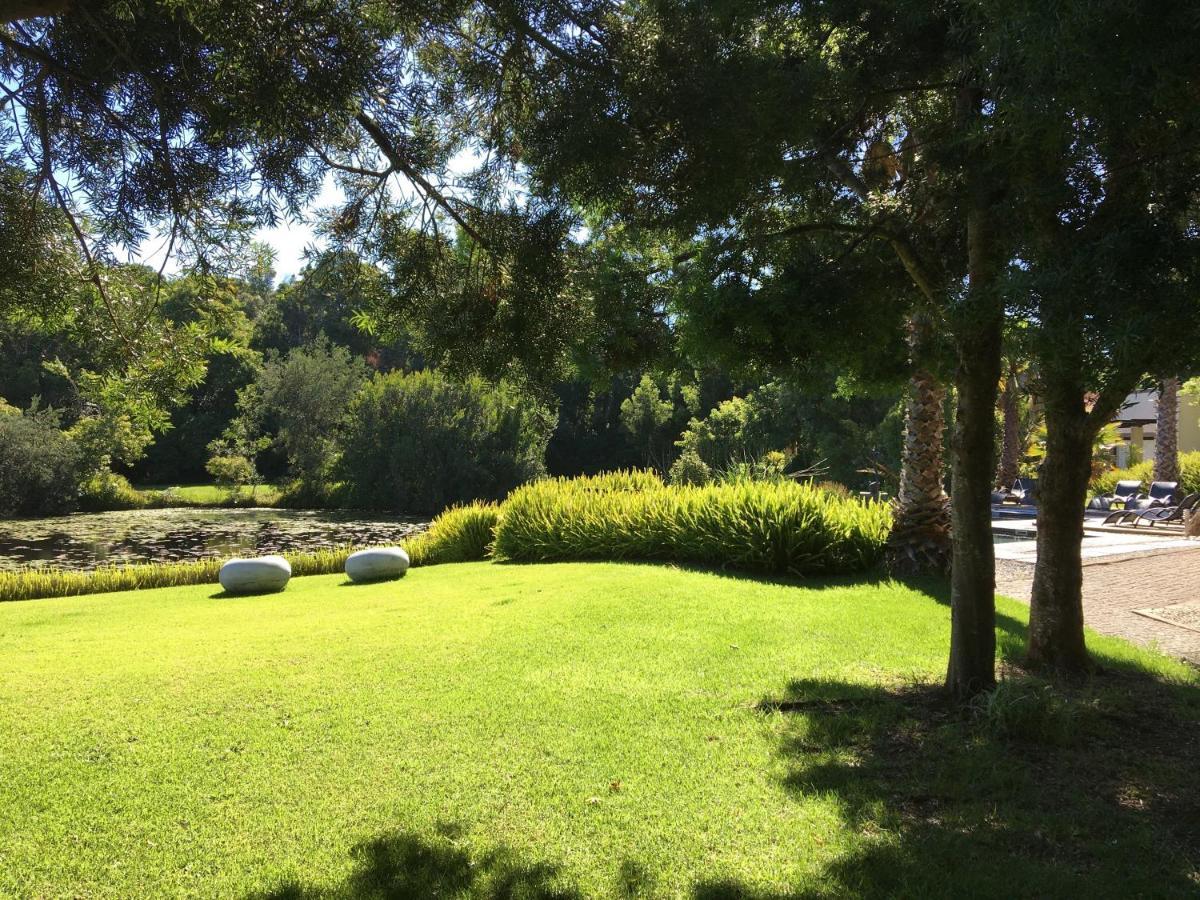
(336, 370, 554, 513)
(676, 381, 903, 489)
(0, 404, 84, 517)
(494, 472, 891, 576)
(235, 339, 368, 486)
(1, 563, 1196, 897)
(76, 472, 149, 513)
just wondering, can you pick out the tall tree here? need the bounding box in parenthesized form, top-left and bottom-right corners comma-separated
(504, 1, 1011, 697)
(1001, 2, 1200, 671)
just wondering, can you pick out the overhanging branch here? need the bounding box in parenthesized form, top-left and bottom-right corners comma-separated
(355, 111, 491, 250)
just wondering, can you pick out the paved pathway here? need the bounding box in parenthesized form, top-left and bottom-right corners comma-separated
(996, 548, 1200, 665)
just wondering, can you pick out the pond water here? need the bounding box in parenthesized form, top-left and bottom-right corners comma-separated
(0, 508, 429, 572)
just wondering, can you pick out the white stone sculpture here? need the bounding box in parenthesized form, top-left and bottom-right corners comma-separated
(218, 555, 292, 594)
(344, 546, 410, 583)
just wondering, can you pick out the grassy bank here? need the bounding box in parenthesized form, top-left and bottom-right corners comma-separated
(1, 563, 1196, 897)
(138, 483, 284, 508)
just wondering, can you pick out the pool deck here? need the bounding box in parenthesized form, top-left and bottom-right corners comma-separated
(991, 507, 1200, 665)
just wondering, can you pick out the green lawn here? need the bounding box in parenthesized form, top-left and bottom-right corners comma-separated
(0, 563, 1196, 898)
(138, 483, 282, 507)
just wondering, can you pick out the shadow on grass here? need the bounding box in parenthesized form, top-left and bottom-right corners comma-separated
(253, 824, 656, 899)
(700, 670, 1200, 899)
(334, 576, 408, 588)
(208, 589, 290, 600)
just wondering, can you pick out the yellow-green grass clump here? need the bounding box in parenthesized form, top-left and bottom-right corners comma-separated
(493, 474, 891, 575)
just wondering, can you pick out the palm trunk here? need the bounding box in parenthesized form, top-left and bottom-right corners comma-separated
(1154, 376, 1180, 483)
(886, 345, 951, 575)
(996, 369, 1021, 488)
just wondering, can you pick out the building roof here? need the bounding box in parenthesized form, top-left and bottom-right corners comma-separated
(1114, 390, 1157, 427)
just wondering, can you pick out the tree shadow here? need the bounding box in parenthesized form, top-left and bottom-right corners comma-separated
(254, 824, 648, 899)
(700, 668, 1200, 899)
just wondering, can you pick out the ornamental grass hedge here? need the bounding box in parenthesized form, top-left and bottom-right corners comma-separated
(492, 472, 891, 576)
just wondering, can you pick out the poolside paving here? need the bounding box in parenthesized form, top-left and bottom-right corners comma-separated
(995, 544, 1200, 665)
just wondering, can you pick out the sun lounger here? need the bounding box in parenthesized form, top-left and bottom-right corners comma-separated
(1126, 480, 1180, 511)
(1088, 479, 1142, 510)
(1125, 492, 1200, 527)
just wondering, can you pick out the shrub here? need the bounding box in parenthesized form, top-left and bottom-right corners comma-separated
(206, 453, 258, 493)
(722, 449, 791, 484)
(493, 477, 891, 576)
(336, 370, 555, 513)
(676, 386, 788, 470)
(668, 449, 713, 486)
(77, 472, 149, 512)
(405, 501, 501, 566)
(0, 404, 85, 516)
(558, 469, 665, 493)
(234, 338, 367, 486)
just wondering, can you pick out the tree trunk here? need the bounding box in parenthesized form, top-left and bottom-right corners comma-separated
(946, 319, 1003, 699)
(945, 101, 1004, 700)
(996, 368, 1021, 488)
(886, 344, 951, 575)
(1026, 397, 1092, 671)
(1154, 376, 1180, 483)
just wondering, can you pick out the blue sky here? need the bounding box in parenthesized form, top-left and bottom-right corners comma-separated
(133, 174, 343, 283)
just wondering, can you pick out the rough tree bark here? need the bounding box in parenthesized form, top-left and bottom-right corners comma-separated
(1027, 358, 1140, 671)
(886, 316, 951, 576)
(996, 367, 1022, 488)
(1154, 376, 1180, 483)
(1026, 382, 1092, 671)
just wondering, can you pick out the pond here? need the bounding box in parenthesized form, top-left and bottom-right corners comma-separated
(0, 508, 429, 572)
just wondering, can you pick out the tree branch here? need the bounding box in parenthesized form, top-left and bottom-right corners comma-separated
(355, 111, 491, 249)
(479, 0, 602, 72)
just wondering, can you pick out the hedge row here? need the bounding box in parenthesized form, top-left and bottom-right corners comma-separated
(491, 472, 891, 576)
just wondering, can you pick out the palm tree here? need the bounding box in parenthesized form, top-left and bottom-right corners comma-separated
(996, 364, 1022, 488)
(1154, 376, 1180, 483)
(885, 316, 951, 575)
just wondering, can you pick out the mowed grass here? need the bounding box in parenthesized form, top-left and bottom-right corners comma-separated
(0, 563, 1197, 898)
(138, 483, 282, 507)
